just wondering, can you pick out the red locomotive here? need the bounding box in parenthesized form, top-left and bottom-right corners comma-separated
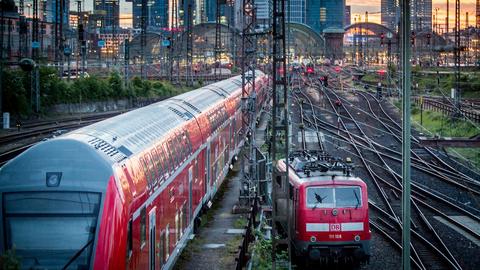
(0, 71, 268, 269)
(277, 151, 371, 265)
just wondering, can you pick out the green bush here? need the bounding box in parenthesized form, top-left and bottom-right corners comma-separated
(0, 249, 21, 270)
(0, 67, 197, 116)
(1, 69, 30, 116)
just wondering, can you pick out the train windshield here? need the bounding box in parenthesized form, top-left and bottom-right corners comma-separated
(3, 192, 101, 269)
(306, 186, 362, 208)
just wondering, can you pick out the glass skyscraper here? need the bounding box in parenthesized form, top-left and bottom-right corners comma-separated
(381, 0, 432, 32)
(131, 0, 168, 30)
(306, 0, 344, 34)
(288, 0, 306, 24)
(94, 0, 120, 29)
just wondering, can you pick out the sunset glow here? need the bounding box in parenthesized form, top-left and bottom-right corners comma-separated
(347, 0, 478, 28)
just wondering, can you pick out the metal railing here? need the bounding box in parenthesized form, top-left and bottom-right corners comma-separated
(413, 96, 480, 123)
(235, 198, 259, 270)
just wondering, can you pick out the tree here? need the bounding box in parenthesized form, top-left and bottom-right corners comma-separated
(108, 72, 126, 98)
(1, 69, 29, 116)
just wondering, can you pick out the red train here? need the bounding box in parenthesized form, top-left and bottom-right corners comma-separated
(277, 151, 371, 265)
(0, 71, 268, 269)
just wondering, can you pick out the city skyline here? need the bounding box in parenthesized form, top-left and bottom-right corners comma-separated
(14, 0, 480, 29)
(348, 0, 477, 28)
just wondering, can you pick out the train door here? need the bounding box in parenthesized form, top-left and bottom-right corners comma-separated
(189, 167, 193, 222)
(293, 188, 299, 233)
(149, 208, 156, 270)
(230, 115, 237, 151)
(206, 144, 211, 196)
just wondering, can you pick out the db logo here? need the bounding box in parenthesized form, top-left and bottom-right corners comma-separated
(329, 223, 341, 232)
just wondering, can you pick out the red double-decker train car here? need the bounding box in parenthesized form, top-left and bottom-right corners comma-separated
(277, 151, 371, 265)
(0, 71, 268, 269)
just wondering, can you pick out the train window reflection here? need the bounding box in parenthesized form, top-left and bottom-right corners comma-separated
(306, 187, 334, 208)
(336, 187, 362, 208)
(306, 186, 362, 208)
(3, 192, 100, 269)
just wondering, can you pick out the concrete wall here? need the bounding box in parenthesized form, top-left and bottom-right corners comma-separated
(47, 97, 167, 114)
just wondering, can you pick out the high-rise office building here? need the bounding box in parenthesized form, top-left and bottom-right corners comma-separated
(412, 0, 432, 32)
(306, 0, 344, 34)
(381, 0, 397, 31)
(477, 0, 480, 28)
(382, 0, 432, 32)
(344, 5, 351, 26)
(94, 0, 120, 29)
(131, 0, 168, 30)
(289, 0, 306, 24)
(45, 0, 70, 26)
(256, 0, 270, 29)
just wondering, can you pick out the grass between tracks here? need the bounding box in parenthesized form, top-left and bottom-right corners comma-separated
(392, 99, 480, 168)
(410, 106, 480, 168)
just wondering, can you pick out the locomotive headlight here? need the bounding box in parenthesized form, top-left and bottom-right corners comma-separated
(354, 235, 361, 242)
(46, 172, 62, 187)
(310, 236, 316, 242)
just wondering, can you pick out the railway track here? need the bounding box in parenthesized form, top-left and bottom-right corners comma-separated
(0, 111, 125, 166)
(0, 111, 125, 145)
(290, 69, 479, 269)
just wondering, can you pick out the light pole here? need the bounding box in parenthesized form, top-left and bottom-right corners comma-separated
(401, 1, 412, 269)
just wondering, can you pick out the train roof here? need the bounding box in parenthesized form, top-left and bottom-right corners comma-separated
(0, 138, 113, 192)
(280, 153, 365, 186)
(62, 72, 260, 160)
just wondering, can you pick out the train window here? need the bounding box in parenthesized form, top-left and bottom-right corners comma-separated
(194, 159, 199, 183)
(336, 187, 362, 208)
(168, 139, 179, 168)
(306, 187, 335, 208)
(165, 224, 170, 259)
(173, 137, 182, 164)
(183, 130, 192, 153)
(175, 135, 185, 162)
(175, 213, 179, 244)
(140, 157, 151, 185)
(140, 207, 146, 247)
(306, 186, 362, 208)
(160, 231, 165, 267)
(127, 219, 133, 259)
(148, 152, 157, 185)
(154, 147, 165, 181)
(3, 192, 101, 269)
(163, 143, 174, 172)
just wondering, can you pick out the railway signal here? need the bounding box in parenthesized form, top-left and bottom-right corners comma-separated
(377, 82, 383, 98)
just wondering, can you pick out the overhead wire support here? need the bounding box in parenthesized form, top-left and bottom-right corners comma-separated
(240, 0, 257, 206)
(0, 1, 4, 115)
(454, 0, 461, 112)
(140, 0, 147, 80)
(19, 0, 27, 60)
(185, 0, 194, 86)
(32, 0, 39, 60)
(271, 0, 291, 269)
(214, 0, 223, 81)
(169, 0, 179, 84)
(400, 0, 412, 269)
